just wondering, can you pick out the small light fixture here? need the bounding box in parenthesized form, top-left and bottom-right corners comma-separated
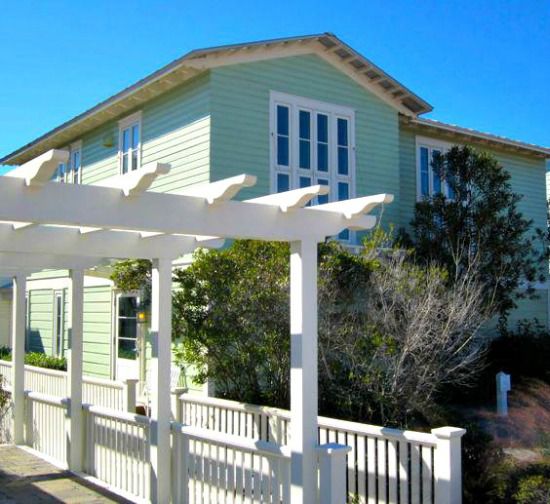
(137, 311, 147, 323)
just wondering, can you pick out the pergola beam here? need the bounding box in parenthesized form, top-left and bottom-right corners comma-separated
(178, 173, 257, 204)
(6, 149, 68, 186)
(0, 177, 379, 241)
(0, 252, 104, 273)
(0, 224, 199, 260)
(249, 185, 329, 212)
(95, 162, 170, 196)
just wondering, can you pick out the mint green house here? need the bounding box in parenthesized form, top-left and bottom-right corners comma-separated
(1, 33, 549, 381)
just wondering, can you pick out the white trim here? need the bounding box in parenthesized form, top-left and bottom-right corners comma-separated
(69, 140, 82, 184)
(269, 91, 356, 241)
(415, 135, 456, 201)
(118, 111, 142, 174)
(26, 276, 113, 292)
(52, 289, 65, 357)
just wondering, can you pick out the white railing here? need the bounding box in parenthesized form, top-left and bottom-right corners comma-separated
(25, 391, 69, 467)
(178, 394, 463, 504)
(0, 360, 136, 412)
(83, 404, 151, 501)
(171, 422, 291, 504)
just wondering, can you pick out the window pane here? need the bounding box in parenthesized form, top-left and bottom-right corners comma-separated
(318, 178, 329, 205)
(72, 151, 81, 183)
(122, 128, 130, 153)
(432, 149, 441, 194)
(339, 229, 350, 241)
(119, 319, 137, 340)
(299, 110, 310, 139)
(132, 124, 140, 149)
(299, 176, 311, 188)
(338, 182, 349, 201)
(119, 296, 138, 317)
(276, 173, 290, 193)
(299, 140, 311, 169)
(122, 154, 128, 174)
(131, 149, 139, 171)
(420, 147, 429, 197)
(338, 147, 349, 175)
(317, 114, 328, 143)
(337, 118, 348, 146)
(277, 136, 289, 166)
(317, 143, 328, 172)
(277, 105, 289, 135)
(118, 338, 137, 359)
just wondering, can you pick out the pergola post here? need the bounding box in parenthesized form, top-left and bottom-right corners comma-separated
(11, 273, 27, 444)
(150, 258, 173, 504)
(67, 269, 84, 471)
(290, 239, 319, 504)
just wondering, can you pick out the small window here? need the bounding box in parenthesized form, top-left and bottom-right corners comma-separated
(53, 291, 64, 357)
(276, 105, 290, 167)
(119, 112, 142, 174)
(298, 110, 311, 170)
(117, 295, 139, 360)
(417, 141, 452, 200)
(68, 142, 82, 184)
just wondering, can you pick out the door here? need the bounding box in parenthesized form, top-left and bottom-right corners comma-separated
(115, 294, 141, 381)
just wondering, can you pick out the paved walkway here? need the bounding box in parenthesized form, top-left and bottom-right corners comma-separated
(0, 446, 135, 503)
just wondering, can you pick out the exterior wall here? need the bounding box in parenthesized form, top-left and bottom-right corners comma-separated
(23, 278, 113, 378)
(399, 124, 549, 328)
(209, 54, 401, 233)
(81, 73, 211, 191)
(0, 291, 11, 348)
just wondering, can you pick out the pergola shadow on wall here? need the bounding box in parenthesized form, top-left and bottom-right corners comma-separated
(0, 149, 393, 504)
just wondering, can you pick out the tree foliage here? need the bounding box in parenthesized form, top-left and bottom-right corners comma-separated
(404, 145, 543, 324)
(172, 233, 489, 426)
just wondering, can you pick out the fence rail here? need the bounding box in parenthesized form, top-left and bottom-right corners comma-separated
(0, 360, 135, 411)
(172, 422, 291, 504)
(83, 404, 151, 501)
(25, 391, 69, 467)
(178, 394, 455, 504)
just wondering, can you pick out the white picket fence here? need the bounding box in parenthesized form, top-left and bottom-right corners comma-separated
(176, 394, 461, 504)
(172, 423, 291, 504)
(0, 360, 136, 411)
(0, 363, 464, 504)
(83, 404, 151, 501)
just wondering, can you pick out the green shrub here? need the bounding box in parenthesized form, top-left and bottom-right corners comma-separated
(514, 474, 550, 504)
(0, 347, 66, 371)
(491, 462, 550, 504)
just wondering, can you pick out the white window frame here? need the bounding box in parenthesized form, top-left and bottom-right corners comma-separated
(118, 111, 142, 174)
(53, 290, 65, 357)
(269, 91, 356, 240)
(113, 291, 141, 363)
(69, 140, 82, 184)
(415, 136, 454, 201)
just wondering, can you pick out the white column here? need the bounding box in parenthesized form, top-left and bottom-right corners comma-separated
(11, 273, 27, 444)
(150, 258, 173, 504)
(290, 239, 318, 504)
(68, 269, 84, 471)
(432, 427, 467, 504)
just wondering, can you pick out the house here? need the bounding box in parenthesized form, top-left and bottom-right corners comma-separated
(1, 33, 549, 384)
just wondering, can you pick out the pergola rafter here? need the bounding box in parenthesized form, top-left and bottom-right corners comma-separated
(0, 149, 393, 504)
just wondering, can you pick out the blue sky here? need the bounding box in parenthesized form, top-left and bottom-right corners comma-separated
(1, 0, 548, 173)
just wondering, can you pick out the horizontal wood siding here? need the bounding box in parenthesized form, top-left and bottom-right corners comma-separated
(399, 125, 548, 327)
(82, 286, 112, 378)
(0, 294, 11, 348)
(210, 54, 400, 237)
(28, 289, 53, 354)
(80, 73, 211, 191)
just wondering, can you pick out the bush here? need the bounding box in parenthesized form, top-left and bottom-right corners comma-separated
(492, 462, 550, 504)
(0, 347, 67, 371)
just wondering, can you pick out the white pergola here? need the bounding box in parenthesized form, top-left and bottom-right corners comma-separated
(0, 149, 393, 504)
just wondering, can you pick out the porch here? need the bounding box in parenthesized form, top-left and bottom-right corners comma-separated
(0, 445, 132, 503)
(0, 150, 465, 503)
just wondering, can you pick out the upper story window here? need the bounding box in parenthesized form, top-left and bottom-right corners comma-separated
(54, 141, 82, 183)
(416, 137, 454, 200)
(270, 91, 355, 240)
(119, 112, 142, 174)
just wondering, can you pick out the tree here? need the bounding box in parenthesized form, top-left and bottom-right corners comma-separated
(172, 233, 489, 426)
(405, 145, 544, 325)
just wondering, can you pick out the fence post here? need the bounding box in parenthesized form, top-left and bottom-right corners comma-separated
(170, 387, 187, 422)
(123, 379, 138, 413)
(268, 409, 284, 445)
(432, 427, 467, 504)
(317, 443, 351, 504)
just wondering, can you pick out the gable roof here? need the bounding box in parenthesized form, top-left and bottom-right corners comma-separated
(1, 33, 432, 166)
(401, 116, 550, 159)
